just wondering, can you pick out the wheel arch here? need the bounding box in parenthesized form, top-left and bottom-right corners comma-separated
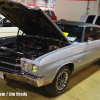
(65, 63, 74, 74)
(50, 63, 74, 83)
(57, 63, 74, 74)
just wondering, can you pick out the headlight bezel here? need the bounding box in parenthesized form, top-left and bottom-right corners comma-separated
(21, 61, 39, 74)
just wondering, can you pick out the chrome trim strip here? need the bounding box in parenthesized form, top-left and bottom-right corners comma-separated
(50, 62, 74, 83)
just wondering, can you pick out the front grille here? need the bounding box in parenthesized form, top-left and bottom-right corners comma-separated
(0, 56, 21, 71)
(0, 56, 20, 64)
(0, 62, 16, 70)
(0, 66, 17, 74)
(0, 56, 40, 79)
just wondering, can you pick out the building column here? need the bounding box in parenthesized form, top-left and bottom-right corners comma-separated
(25, 0, 28, 4)
(48, 0, 50, 9)
(18, 0, 22, 2)
(98, 0, 100, 15)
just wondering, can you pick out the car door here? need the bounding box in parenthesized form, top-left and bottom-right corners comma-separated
(83, 27, 100, 63)
(97, 28, 100, 55)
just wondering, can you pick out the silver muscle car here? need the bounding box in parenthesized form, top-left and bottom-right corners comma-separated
(0, 0, 100, 96)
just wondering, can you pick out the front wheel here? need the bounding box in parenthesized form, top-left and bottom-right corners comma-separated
(45, 66, 70, 96)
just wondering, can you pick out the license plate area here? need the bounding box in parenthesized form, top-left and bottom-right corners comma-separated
(0, 72, 4, 79)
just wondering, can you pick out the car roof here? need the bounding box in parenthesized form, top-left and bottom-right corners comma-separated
(55, 20, 100, 27)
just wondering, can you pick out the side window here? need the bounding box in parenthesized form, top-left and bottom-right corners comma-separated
(95, 16, 100, 25)
(0, 17, 2, 27)
(97, 28, 100, 39)
(2, 18, 16, 27)
(0, 17, 2, 21)
(2, 18, 12, 27)
(86, 15, 95, 23)
(84, 27, 99, 42)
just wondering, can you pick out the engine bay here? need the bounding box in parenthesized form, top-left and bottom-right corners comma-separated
(0, 34, 68, 59)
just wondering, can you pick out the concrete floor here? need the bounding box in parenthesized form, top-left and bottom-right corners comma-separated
(0, 62, 100, 100)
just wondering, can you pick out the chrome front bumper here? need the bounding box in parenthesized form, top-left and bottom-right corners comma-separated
(0, 71, 44, 87)
(0, 56, 44, 87)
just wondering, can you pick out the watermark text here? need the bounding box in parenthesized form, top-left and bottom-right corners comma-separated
(0, 92, 27, 96)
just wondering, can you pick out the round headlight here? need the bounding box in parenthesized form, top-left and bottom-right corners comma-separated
(21, 61, 39, 74)
(22, 61, 30, 71)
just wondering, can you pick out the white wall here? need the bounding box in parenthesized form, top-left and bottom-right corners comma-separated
(55, 0, 99, 21)
(28, 0, 36, 5)
(89, 1, 99, 15)
(36, 0, 46, 6)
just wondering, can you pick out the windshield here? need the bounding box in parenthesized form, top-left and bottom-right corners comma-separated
(56, 24, 83, 43)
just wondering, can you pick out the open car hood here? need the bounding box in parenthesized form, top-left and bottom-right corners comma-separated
(0, 0, 70, 44)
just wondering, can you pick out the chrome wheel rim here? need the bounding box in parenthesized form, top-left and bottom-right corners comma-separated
(56, 70, 68, 90)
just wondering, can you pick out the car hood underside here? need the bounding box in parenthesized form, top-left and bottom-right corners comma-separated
(0, 0, 70, 44)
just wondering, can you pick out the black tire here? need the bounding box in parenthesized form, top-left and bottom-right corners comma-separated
(45, 66, 70, 96)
